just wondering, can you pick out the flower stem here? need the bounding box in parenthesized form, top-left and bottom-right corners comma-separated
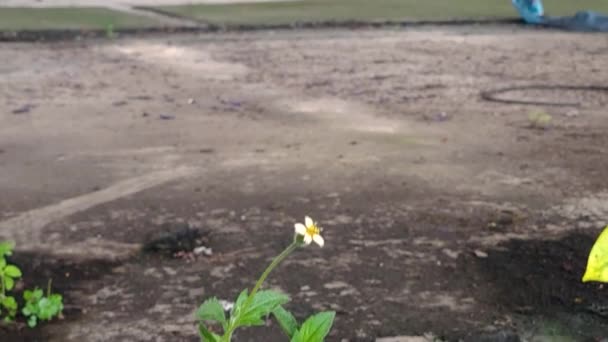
(47, 279, 53, 297)
(247, 241, 298, 303)
(222, 240, 299, 342)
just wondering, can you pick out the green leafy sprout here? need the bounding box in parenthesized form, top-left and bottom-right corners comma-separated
(0, 241, 63, 327)
(0, 241, 21, 322)
(196, 216, 335, 342)
(22, 280, 64, 328)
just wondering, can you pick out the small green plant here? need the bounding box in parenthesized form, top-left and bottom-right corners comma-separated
(0, 242, 21, 322)
(0, 241, 63, 327)
(197, 216, 335, 342)
(22, 280, 64, 328)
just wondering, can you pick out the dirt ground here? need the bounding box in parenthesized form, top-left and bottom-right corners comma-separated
(1, 25, 608, 341)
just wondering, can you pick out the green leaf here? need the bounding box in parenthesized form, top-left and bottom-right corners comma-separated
(196, 298, 226, 325)
(22, 305, 33, 316)
(1, 296, 17, 319)
(33, 289, 44, 300)
(235, 311, 265, 326)
(231, 289, 248, 317)
(37, 297, 62, 320)
(27, 315, 37, 328)
(4, 276, 14, 291)
(3, 265, 21, 278)
(237, 290, 289, 327)
(24, 288, 44, 303)
(0, 242, 14, 257)
(272, 306, 298, 338)
(1, 296, 17, 311)
(49, 294, 63, 311)
(198, 324, 220, 342)
(291, 311, 335, 342)
(38, 298, 53, 319)
(0, 258, 6, 269)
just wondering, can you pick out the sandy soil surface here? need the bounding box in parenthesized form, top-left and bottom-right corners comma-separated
(1, 26, 608, 341)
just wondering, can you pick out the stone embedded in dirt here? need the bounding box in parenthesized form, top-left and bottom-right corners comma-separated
(163, 267, 177, 276)
(474, 249, 489, 258)
(11, 104, 35, 114)
(486, 221, 502, 231)
(193, 246, 212, 256)
(187, 98, 196, 105)
(324, 281, 350, 289)
(339, 288, 359, 296)
(442, 248, 460, 259)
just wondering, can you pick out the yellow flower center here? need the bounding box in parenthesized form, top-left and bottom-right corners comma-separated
(306, 224, 320, 236)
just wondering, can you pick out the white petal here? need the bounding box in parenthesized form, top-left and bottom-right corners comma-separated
(294, 223, 307, 235)
(312, 234, 324, 247)
(303, 234, 313, 244)
(305, 216, 314, 227)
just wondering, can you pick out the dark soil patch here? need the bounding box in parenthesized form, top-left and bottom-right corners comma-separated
(470, 232, 608, 340)
(0, 252, 119, 342)
(142, 224, 209, 257)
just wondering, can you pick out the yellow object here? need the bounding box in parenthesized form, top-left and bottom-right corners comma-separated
(583, 226, 608, 283)
(528, 111, 552, 126)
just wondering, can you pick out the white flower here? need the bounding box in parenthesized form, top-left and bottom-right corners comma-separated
(294, 216, 324, 247)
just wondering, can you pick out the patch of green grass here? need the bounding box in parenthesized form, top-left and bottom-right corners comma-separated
(0, 7, 162, 30)
(157, 0, 608, 25)
(157, 0, 513, 25)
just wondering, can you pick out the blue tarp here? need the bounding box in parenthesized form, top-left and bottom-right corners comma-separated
(512, 0, 608, 31)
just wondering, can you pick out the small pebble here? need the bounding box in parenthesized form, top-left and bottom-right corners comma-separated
(193, 246, 213, 256)
(474, 250, 488, 258)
